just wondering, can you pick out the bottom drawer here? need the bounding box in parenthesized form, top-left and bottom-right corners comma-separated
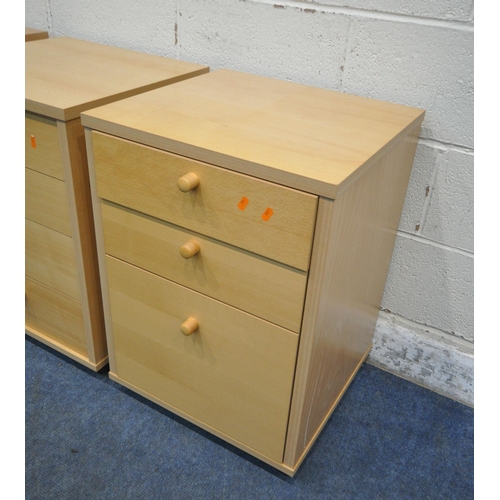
(25, 277, 88, 357)
(106, 255, 298, 463)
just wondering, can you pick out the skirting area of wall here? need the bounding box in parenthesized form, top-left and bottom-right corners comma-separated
(368, 311, 474, 407)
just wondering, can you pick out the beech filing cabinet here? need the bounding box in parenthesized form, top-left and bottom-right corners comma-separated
(81, 69, 425, 474)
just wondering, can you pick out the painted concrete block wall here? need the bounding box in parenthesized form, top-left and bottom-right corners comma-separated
(303, 1, 474, 21)
(25, 0, 474, 405)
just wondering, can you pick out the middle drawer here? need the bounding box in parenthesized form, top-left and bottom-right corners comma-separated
(101, 200, 307, 333)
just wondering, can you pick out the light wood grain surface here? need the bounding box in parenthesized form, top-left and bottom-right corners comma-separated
(82, 68, 425, 473)
(25, 113, 64, 180)
(25, 219, 81, 300)
(283, 124, 421, 469)
(25, 277, 87, 356)
(25, 36, 209, 370)
(58, 118, 108, 366)
(24, 116, 108, 369)
(107, 255, 298, 463)
(25, 28, 48, 41)
(100, 200, 307, 332)
(26, 37, 209, 121)
(25, 168, 72, 236)
(91, 131, 318, 271)
(81, 69, 425, 198)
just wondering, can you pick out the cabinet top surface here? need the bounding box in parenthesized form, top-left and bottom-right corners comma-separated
(82, 69, 425, 198)
(25, 37, 209, 121)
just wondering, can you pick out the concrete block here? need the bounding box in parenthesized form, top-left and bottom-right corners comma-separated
(381, 235, 473, 341)
(422, 149, 474, 252)
(342, 19, 473, 147)
(369, 311, 473, 406)
(178, 0, 350, 89)
(301, 0, 474, 22)
(47, 0, 178, 58)
(25, 1, 49, 31)
(399, 142, 439, 234)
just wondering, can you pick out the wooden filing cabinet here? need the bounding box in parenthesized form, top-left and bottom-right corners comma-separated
(82, 69, 425, 473)
(25, 28, 48, 42)
(25, 37, 208, 370)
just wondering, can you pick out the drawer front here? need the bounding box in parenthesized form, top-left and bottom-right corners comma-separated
(107, 255, 298, 462)
(101, 200, 307, 333)
(26, 168, 72, 236)
(91, 132, 318, 271)
(25, 112, 65, 181)
(25, 219, 81, 301)
(25, 277, 88, 357)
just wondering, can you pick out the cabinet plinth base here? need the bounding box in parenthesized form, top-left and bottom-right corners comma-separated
(25, 328, 108, 372)
(107, 344, 370, 476)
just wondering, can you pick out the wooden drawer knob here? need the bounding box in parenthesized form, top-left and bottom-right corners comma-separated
(177, 172, 199, 192)
(180, 317, 199, 336)
(180, 240, 200, 259)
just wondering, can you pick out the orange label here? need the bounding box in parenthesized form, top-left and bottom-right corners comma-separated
(238, 196, 249, 210)
(261, 207, 274, 221)
(30, 135, 36, 148)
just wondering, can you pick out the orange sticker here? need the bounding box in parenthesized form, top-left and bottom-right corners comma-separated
(261, 207, 274, 221)
(238, 196, 249, 210)
(30, 135, 36, 148)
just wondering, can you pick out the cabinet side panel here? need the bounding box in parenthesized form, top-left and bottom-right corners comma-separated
(84, 128, 117, 371)
(60, 119, 107, 366)
(284, 125, 421, 469)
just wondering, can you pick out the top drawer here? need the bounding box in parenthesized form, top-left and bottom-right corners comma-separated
(90, 132, 318, 271)
(25, 113, 64, 180)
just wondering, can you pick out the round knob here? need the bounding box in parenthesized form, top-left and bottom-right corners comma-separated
(177, 172, 199, 192)
(180, 317, 199, 336)
(179, 240, 200, 259)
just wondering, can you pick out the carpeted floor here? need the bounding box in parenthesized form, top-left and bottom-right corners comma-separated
(25, 336, 473, 499)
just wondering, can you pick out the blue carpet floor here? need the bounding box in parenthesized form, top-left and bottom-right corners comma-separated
(25, 336, 473, 499)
